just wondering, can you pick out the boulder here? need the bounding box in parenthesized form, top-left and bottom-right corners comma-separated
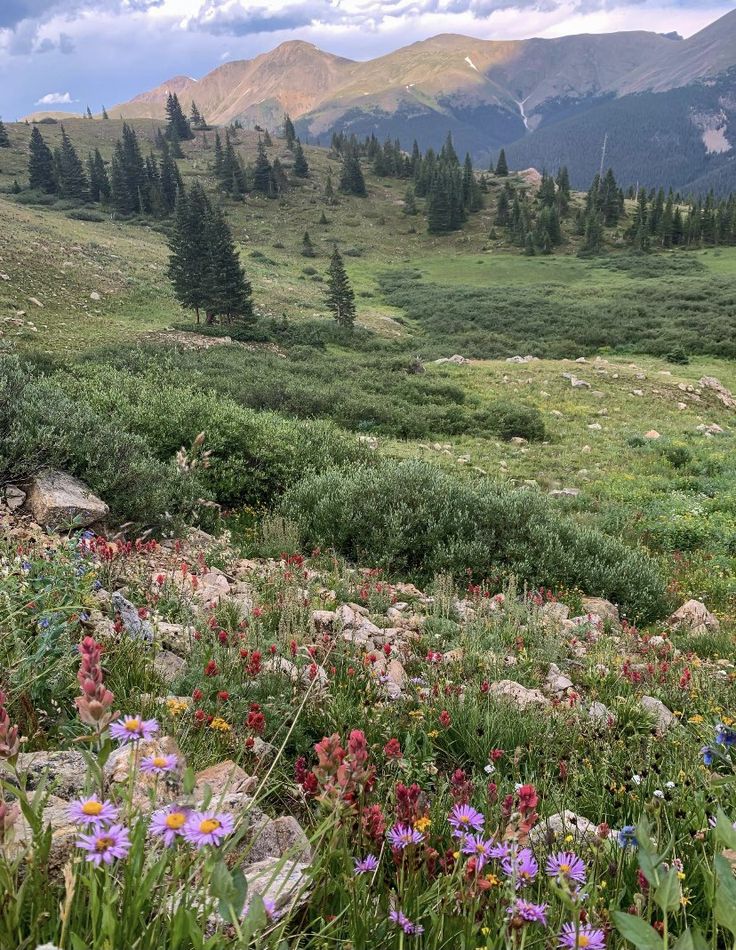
(13, 750, 87, 799)
(193, 760, 258, 799)
(667, 599, 719, 636)
(581, 597, 619, 625)
(3, 485, 26, 510)
(26, 469, 108, 531)
(242, 857, 310, 916)
(192, 570, 230, 605)
(157, 621, 195, 655)
(641, 695, 676, 734)
(530, 810, 599, 846)
(644, 430, 661, 440)
(586, 701, 615, 724)
(105, 735, 183, 795)
(384, 658, 407, 699)
(488, 680, 550, 710)
(311, 610, 336, 633)
(154, 649, 186, 684)
(6, 795, 79, 876)
(699, 376, 736, 409)
(112, 591, 153, 643)
(545, 664, 573, 695)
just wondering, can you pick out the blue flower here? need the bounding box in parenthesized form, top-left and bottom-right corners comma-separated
(38, 617, 51, 630)
(618, 826, 638, 849)
(715, 724, 736, 748)
(701, 745, 716, 766)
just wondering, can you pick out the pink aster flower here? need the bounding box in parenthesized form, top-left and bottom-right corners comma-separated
(109, 715, 159, 744)
(461, 834, 497, 871)
(68, 795, 119, 828)
(76, 823, 131, 866)
(182, 810, 234, 848)
(140, 753, 178, 775)
(387, 823, 424, 850)
(448, 803, 485, 838)
(502, 846, 538, 887)
(149, 805, 191, 846)
(507, 898, 548, 926)
(354, 854, 379, 875)
(389, 909, 423, 935)
(559, 923, 606, 949)
(546, 851, 587, 886)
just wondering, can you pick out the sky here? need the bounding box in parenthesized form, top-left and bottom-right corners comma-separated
(1, 0, 734, 120)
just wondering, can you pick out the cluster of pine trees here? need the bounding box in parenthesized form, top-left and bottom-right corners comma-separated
(0, 120, 10, 148)
(211, 122, 307, 199)
(492, 168, 569, 254)
(27, 123, 182, 216)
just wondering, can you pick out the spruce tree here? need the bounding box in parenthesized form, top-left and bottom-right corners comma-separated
(495, 187, 511, 227)
(86, 106, 93, 119)
(495, 148, 509, 176)
(28, 127, 56, 193)
(203, 204, 253, 324)
(301, 230, 316, 257)
(0, 119, 10, 148)
(427, 170, 451, 234)
(292, 140, 309, 178)
(283, 114, 296, 149)
(324, 173, 336, 204)
(101, 106, 109, 120)
(57, 126, 88, 201)
(165, 92, 193, 141)
(168, 183, 211, 323)
(339, 149, 366, 197)
(252, 138, 274, 196)
(263, 129, 273, 147)
(325, 246, 356, 328)
(403, 187, 418, 216)
(87, 148, 110, 203)
(271, 158, 288, 195)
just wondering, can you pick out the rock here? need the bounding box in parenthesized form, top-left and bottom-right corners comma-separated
(7, 795, 78, 876)
(3, 485, 26, 510)
(243, 857, 310, 916)
(641, 695, 676, 734)
(26, 469, 109, 531)
(434, 354, 469, 365)
(631, 389, 644, 397)
(696, 423, 725, 435)
(549, 488, 580, 499)
(580, 597, 619, 624)
(105, 735, 182, 792)
(29, 296, 43, 308)
(506, 355, 537, 364)
(698, 376, 736, 409)
(13, 750, 87, 799)
(209, 794, 311, 867)
(562, 373, 590, 389)
(510, 436, 528, 445)
(587, 423, 602, 431)
(384, 658, 407, 699)
(157, 621, 195, 655)
(667, 599, 720, 636)
(488, 680, 550, 710)
(530, 810, 599, 846)
(193, 570, 230, 605)
(545, 663, 573, 694)
(311, 610, 336, 633)
(587, 701, 615, 724)
(112, 591, 153, 643)
(90, 291, 101, 301)
(194, 760, 257, 799)
(154, 649, 186, 683)
(541, 602, 570, 625)
(677, 402, 687, 410)
(644, 430, 661, 440)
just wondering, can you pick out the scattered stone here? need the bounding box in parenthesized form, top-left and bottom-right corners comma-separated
(384, 658, 407, 699)
(193, 760, 258, 799)
(545, 663, 573, 694)
(587, 423, 602, 431)
(587, 701, 614, 724)
(13, 750, 88, 799)
(488, 680, 550, 710)
(644, 430, 661, 439)
(549, 488, 580, 498)
(242, 858, 310, 917)
(697, 423, 725, 435)
(562, 373, 590, 389)
(641, 695, 676, 734)
(434, 354, 469, 365)
(506, 355, 538, 364)
(698, 376, 736, 409)
(311, 610, 336, 633)
(667, 599, 720, 636)
(157, 621, 194, 655)
(112, 591, 153, 643)
(90, 291, 101, 301)
(154, 649, 186, 683)
(105, 735, 182, 791)
(3, 485, 26, 510)
(580, 597, 619, 625)
(530, 811, 599, 846)
(26, 469, 109, 531)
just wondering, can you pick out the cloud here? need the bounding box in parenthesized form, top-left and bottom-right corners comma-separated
(0, 0, 164, 32)
(36, 90, 76, 103)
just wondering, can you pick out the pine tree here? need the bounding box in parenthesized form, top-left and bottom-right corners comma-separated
(28, 127, 56, 193)
(556, 166, 571, 215)
(190, 101, 206, 129)
(87, 148, 110, 203)
(339, 149, 366, 197)
(0, 119, 10, 148)
(441, 132, 459, 166)
(168, 183, 212, 323)
(203, 204, 253, 324)
(165, 92, 193, 142)
(159, 143, 181, 214)
(213, 132, 224, 180)
(495, 149, 509, 176)
(495, 187, 511, 227)
(283, 114, 296, 149)
(403, 187, 418, 216)
(292, 140, 309, 178)
(427, 169, 452, 234)
(301, 230, 316, 257)
(271, 158, 288, 195)
(86, 106, 93, 119)
(462, 153, 482, 212)
(56, 126, 88, 201)
(325, 247, 356, 329)
(581, 211, 603, 255)
(252, 138, 274, 196)
(324, 173, 336, 204)
(101, 106, 109, 120)
(263, 129, 273, 147)
(318, 210, 329, 225)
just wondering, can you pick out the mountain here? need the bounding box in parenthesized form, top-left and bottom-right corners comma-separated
(110, 11, 736, 192)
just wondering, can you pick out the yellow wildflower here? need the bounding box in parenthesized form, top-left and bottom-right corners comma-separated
(414, 816, 432, 833)
(428, 730, 439, 739)
(166, 698, 189, 717)
(209, 717, 231, 733)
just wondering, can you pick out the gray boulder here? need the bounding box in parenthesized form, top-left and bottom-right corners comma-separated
(26, 469, 108, 531)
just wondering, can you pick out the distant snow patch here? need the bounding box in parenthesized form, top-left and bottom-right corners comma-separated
(464, 56, 478, 72)
(702, 126, 731, 154)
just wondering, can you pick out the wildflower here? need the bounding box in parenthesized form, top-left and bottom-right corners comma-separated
(109, 715, 158, 744)
(439, 710, 451, 727)
(384, 738, 402, 759)
(182, 810, 235, 848)
(0, 691, 20, 760)
(617, 826, 638, 849)
(448, 804, 485, 838)
(362, 803, 386, 843)
(414, 816, 432, 833)
(68, 795, 119, 828)
(559, 923, 606, 949)
(209, 717, 231, 732)
(76, 824, 131, 866)
(150, 806, 191, 846)
(354, 854, 379, 875)
(0, 801, 19, 843)
(387, 823, 424, 850)
(166, 698, 188, 717)
(502, 847, 538, 887)
(715, 724, 736, 747)
(140, 753, 178, 775)
(389, 910, 424, 935)
(546, 851, 587, 886)
(462, 834, 497, 871)
(74, 637, 117, 732)
(507, 898, 548, 926)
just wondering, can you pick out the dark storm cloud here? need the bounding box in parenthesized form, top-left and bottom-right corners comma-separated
(0, 0, 164, 31)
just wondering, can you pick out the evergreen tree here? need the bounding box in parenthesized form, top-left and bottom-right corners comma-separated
(28, 127, 56, 193)
(581, 211, 603, 255)
(87, 148, 110, 203)
(427, 169, 452, 234)
(86, 106, 93, 119)
(159, 143, 181, 214)
(263, 129, 273, 147)
(495, 186, 511, 227)
(101, 106, 109, 120)
(56, 126, 88, 201)
(168, 183, 211, 323)
(190, 101, 206, 129)
(339, 149, 366, 196)
(319, 210, 329, 225)
(403, 187, 418, 216)
(556, 166, 571, 215)
(213, 132, 224, 180)
(0, 119, 10, 148)
(325, 246, 356, 328)
(203, 204, 253, 323)
(165, 92, 193, 142)
(462, 153, 482, 212)
(495, 149, 509, 176)
(324, 173, 336, 204)
(283, 114, 296, 149)
(271, 158, 288, 195)
(252, 138, 274, 196)
(292, 139, 309, 178)
(301, 230, 316, 257)
(440, 132, 459, 166)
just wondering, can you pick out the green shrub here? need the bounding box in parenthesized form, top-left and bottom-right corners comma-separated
(478, 400, 546, 441)
(280, 460, 668, 621)
(67, 208, 105, 222)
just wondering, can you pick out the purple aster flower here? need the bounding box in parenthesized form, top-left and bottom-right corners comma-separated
(76, 823, 131, 866)
(507, 898, 548, 926)
(149, 805, 191, 846)
(502, 846, 538, 887)
(354, 854, 379, 875)
(182, 810, 234, 848)
(489, 839, 511, 859)
(389, 910, 423, 934)
(559, 923, 606, 949)
(109, 715, 159, 744)
(448, 803, 485, 838)
(461, 834, 497, 871)
(387, 823, 424, 850)
(546, 851, 587, 886)
(140, 753, 178, 775)
(68, 795, 119, 828)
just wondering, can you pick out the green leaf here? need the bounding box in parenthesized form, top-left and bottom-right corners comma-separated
(714, 809, 736, 849)
(183, 765, 196, 795)
(613, 912, 665, 950)
(715, 854, 736, 937)
(654, 868, 682, 913)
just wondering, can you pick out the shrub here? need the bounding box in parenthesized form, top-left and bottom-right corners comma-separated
(281, 460, 668, 621)
(478, 400, 546, 441)
(67, 208, 105, 222)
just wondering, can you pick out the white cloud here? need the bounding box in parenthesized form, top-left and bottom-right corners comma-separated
(36, 91, 76, 103)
